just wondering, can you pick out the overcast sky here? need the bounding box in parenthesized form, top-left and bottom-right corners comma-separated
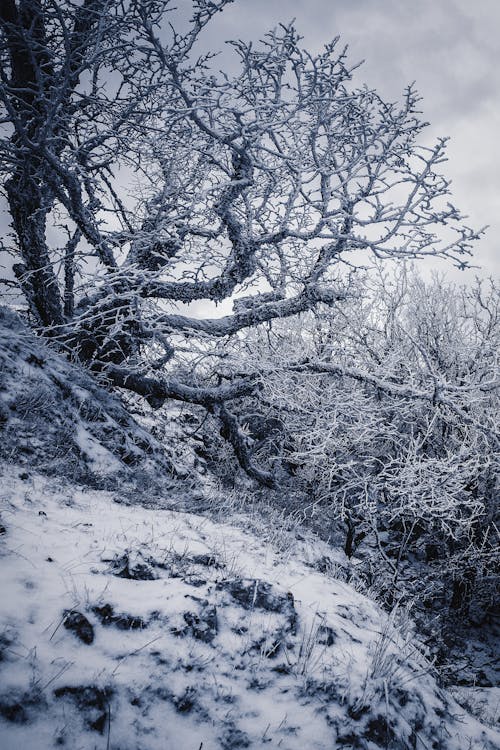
(0, 0, 497, 296)
(201, 0, 499, 280)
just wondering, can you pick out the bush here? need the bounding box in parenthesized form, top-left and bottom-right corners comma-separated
(228, 271, 499, 624)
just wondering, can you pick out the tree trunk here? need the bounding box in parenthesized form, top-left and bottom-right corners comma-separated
(7, 172, 65, 328)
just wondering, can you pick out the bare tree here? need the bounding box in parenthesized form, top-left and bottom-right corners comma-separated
(0, 0, 482, 482)
(228, 270, 498, 618)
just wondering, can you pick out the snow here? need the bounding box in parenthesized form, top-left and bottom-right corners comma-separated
(74, 424, 123, 476)
(1, 467, 499, 749)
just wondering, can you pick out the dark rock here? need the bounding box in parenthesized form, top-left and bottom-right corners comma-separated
(220, 725, 250, 749)
(336, 732, 364, 747)
(0, 689, 44, 724)
(183, 603, 218, 643)
(26, 353, 45, 367)
(96, 603, 122, 627)
(0, 700, 27, 724)
(0, 630, 15, 662)
(393, 687, 410, 707)
(113, 613, 146, 630)
(317, 624, 337, 646)
(315, 555, 335, 574)
(190, 553, 222, 568)
(92, 603, 146, 630)
(110, 552, 157, 580)
(347, 703, 369, 721)
(63, 610, 94, 645)
(365, 715, 398, 748)
(302, 678, 341, 703)
(185, 576, 207, 588)
(272, 664, 292, 675)
(54, 685, 111, 734)
(218, 578, 297, 633)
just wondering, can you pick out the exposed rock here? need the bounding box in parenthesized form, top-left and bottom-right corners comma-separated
(183, 603, 218, 643)
(0, 689, 44, 724)
(250, 634, 282, 659)
(63, 610, 94, 645)
(0, 699, 28, 725)
(348, 703, 370, 721)
(92, 603, 146, 630)
(218, 578, 297, 634)
(220, 724, 251, 749)
(364, 715, 401, 749)
(336, 731, 363, 747)
(190, 552, 222, 568)
(317, 624, 337, 646)
(53, 685, 111, 734)
(185, 576, 207, 587)
(0, 628, 16, 662)
(109, 551, 157, 581)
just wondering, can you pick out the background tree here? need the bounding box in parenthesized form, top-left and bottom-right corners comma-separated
(220, 269, 499, 623)
(0, 0, 482, 481)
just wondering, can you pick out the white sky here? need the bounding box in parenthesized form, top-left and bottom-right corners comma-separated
(201, 0, 499, 280)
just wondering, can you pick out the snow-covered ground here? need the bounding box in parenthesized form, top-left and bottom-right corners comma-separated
(1, 468, 499, 750)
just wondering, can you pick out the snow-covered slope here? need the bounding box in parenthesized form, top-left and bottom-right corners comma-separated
(1, 469, 499, 750)
(0, 307, 174, 491)
(0, 307, 498, 749)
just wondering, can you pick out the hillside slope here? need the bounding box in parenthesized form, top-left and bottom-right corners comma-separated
(0, 308, 499, 749)
(1, 470, 499, 750)
(0, 307, 174, 492)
